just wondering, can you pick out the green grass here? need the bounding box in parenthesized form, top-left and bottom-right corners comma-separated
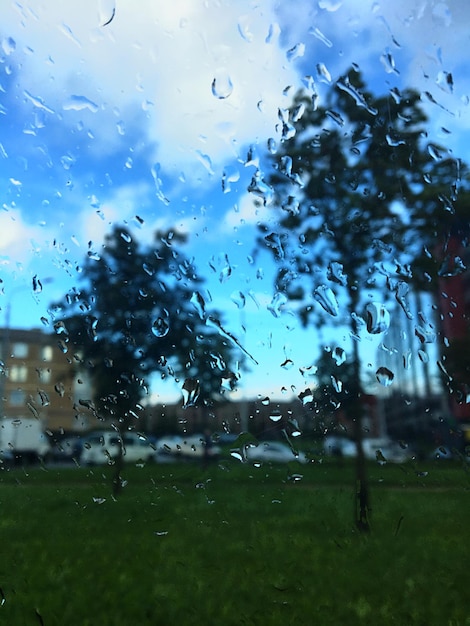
(0, 458, 469, 625)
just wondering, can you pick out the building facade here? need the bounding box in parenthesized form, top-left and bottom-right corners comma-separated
(0, 328, 90, 432)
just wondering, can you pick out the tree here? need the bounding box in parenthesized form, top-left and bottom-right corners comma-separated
(50, 225, 241, 493)
(256, 68, 450, 531)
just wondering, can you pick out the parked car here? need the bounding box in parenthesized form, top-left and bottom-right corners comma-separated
(245, 441, 307, 464)
(154, 434, 221, 462)
(362, 438, 411, 464)
(48, 436, 83, 463)
(323, 436, 357, 458)
(80, 431, 155, 465)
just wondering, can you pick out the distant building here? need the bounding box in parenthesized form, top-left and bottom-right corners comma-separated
(0, 328, 90, 432)
(437, 232, 470, 425)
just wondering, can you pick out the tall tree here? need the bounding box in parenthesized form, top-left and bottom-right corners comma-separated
(50, 226, 241, 492)
(256, 68, 450, 531)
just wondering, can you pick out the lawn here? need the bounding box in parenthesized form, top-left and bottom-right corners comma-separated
(0, 458, 469, 625)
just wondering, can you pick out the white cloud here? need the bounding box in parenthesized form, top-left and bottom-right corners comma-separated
(3, 0, 300, 180)
(0, 209, 47, 266)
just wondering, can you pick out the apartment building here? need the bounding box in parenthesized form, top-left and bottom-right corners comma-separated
(0, 328, 90, 432)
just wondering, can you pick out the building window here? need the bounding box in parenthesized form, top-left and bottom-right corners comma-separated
(10, 365, 28, 383)
(41, 346, 53, 362)
(37, 368, 52, 383)
(12, 342, 28, 358)
(9, 389, 26, 406)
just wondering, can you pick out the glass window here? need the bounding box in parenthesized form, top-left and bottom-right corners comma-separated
(9, 365, 28, 383)
(9, 389, 26, 406)
(37, 368, 52, 383)
(1, 2, 468, 624)
(12, 343, 28, 358)
(40, 346, 53, 362)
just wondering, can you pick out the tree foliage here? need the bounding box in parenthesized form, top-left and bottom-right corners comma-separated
(51, 226, 241, 427)
(255, 67, 461, 530)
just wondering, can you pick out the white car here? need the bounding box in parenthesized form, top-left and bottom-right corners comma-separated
(80, 431, 155, 465)
(323, 436, 357, 458)
(362, 438, 411, 464)
(245, 441, 307, 464)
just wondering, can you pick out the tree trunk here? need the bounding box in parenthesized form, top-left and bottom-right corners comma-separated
(350, 311, 371, 533)
(111, 448, 124, 497)
(353, 413, 370, 532)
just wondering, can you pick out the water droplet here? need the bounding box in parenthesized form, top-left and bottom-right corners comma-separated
(331, 375, 343, 393)
(327, 261, 347, 286)
(308, 27, 332, 48)
(326, 110, 344, 127)
(1, 37, 16, 56)
(267, 137, 277, 154)
(53, 321, 68, 335)
(247, 170, 274, 205)
(54, 382, 65, 397)
(395, 281, 412, 319)
(277, 108, 296, 140)
(314, 285, 339, 317)
(298, 389, 313, 405)
(150, 163, 170, 205)
(152, 315, 170, 338)
(269, 411, 282, 422)
(267, 292, 287, 318)
(32, 275, 42, 293)
(38, 389, 50, 406)
(427, 143, 445, 162)
(415, 324, 436, 344)
(221, 166, 240, 193)
(190, 291, 206, 319)
(365, 302, 390, 334)
(90, 194, 100, 208)
(288, 473, 304, 482)
(211, 70, 233, 99)
(237, 16, 253, 42)
(316, 62, 332, 84)
(219, 256, 232, 283)
(376, 367, 394, 386)
(23, 90, 55, 114)
(99, 0, 116, 26)
(230, 450, 244, 462)
(286, 43, 305, 62)
(230, 291, 245, 309)
(195, 151, 214, 175)
(336, 76, 378, 115)
(436, 70, 453, 94)
(332, 347, 346, 366)
(418, 349, 429, 363)
(380, 49, 399, 75)
(63, 95, 99, 113)
(287, 418, 302, 437)
(403, 350, 411, 370)
(385, 133, 406, 147)
(265, 21, 281, 43)
(182, 378, 200, 408)
(57, 340, 68, 354)
(318, 0, 342, 10)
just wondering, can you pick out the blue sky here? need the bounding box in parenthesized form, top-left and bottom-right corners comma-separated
(1, 0, 469, 402)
